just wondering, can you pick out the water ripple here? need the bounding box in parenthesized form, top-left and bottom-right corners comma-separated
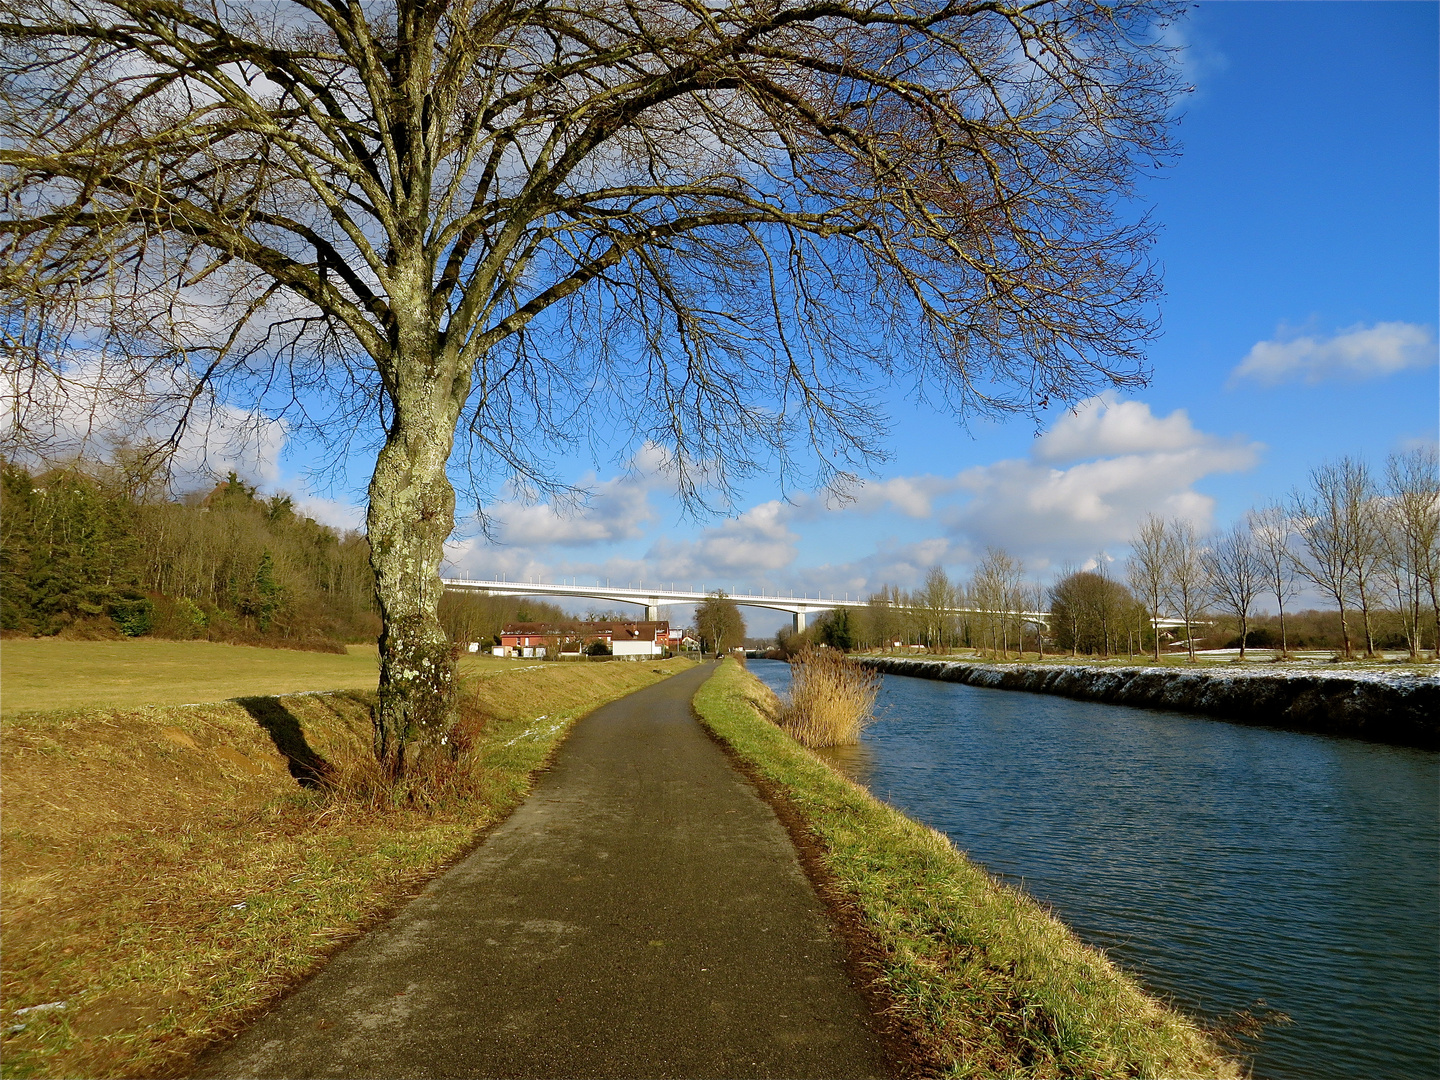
(751, 661, 1440, 1080)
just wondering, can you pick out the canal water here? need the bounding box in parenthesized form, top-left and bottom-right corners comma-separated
(747, 660, 1440, 1080)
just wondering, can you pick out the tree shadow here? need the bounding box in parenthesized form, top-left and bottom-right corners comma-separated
(235, 696, 334, 788)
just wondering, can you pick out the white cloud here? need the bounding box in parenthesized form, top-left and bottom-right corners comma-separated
(1230, 322, 1437, 386)
(826, 474, 961, 518)
(3, 353, 287, 491)
(289, 492, 365, 532)
(1034, 393, 1211, 463)
(944, 396, 1261, 569)
(444, 396, 1262, 598)
(643, 500, 800, 579)
(483, 445, 671, 548)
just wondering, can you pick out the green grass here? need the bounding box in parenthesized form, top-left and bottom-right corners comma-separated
(694, 659, 1239, 1079)
(0, 638, 585, 717)
(0, 639, 384, 716)
(1, 657, 695, 1078)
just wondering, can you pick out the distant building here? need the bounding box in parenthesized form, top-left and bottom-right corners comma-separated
(496, 621, 680, 659)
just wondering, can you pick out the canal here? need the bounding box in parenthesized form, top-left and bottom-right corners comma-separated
(747, 660, 1440, 1080)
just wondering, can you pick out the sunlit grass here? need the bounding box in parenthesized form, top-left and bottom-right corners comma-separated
(695, 659, 1239, 1079)
(0, 639, 382, 717)
(0, 657, 694, 1079)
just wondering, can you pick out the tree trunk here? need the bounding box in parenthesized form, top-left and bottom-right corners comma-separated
(1356, 580, 1376, 657)
(366, 337, 470, 780)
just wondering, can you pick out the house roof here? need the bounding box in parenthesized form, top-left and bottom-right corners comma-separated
(500, 621, 669, 640)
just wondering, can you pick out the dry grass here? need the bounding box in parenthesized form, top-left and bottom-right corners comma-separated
(695, 660, 1240, 1079)
(0, 657, 694, 1079)
(780, 647, 882, 748)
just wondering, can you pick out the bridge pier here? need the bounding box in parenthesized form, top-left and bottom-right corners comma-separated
(646, 604, 660, 622)
(792, 610, 806, 635)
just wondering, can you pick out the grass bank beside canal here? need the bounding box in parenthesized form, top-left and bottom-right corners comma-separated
(695, 659, 1239, 1079)
(1, 657, 694, 1079)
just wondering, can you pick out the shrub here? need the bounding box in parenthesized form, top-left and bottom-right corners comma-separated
(780, 647, 881, 747)
(107, 592, 154, 636)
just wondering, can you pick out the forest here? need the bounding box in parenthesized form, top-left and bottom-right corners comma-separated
(0, 458, 576, 651)
(1, 461, 377, 649)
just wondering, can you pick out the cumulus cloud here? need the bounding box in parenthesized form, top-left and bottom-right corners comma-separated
(483, 445, 670, 548)
(1034, 393, 1211, 463)
(444, 396, 1262, 598)
(1229, 322, 1436, 386)
(825, 474, 962, 518)
(643, 500, 801, 579)
(945, 395, 1261, 569)
(3, 352, 287, 490)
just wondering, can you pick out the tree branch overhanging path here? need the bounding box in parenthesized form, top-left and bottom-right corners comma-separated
(1, 0, 1183, 779)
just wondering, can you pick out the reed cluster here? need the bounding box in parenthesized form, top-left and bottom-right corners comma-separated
(780, 647, 881, 747)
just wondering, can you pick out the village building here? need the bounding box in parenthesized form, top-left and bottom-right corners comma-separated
(495, 621, 682, 659)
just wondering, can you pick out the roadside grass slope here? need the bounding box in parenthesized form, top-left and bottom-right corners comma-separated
(694, 659, 1239, 1079)
(1, 655, 693, 1079)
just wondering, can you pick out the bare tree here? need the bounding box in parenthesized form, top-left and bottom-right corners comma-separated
(1383, 447, 1440, 658)
(1202, 520, 1262, 661)
(1024, 582, 1047, 660)
(1248, 502, 1298, 658)
(971, 547, 1022, 660)
(1, 0, 1182, 776)
(1127, 513, 1171, 661)
(1165, 518, 1205, 662)
(695, 591, 745, 657)
(919, 565, 956, 653)
(1090, 552, 1117, 657)
(1344, 461, 1384, 657)
(1291, 458, 1372, 658)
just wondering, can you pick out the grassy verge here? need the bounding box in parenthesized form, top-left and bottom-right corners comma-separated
(694, 659, 1239, 1079)
(1, 657, 694, 1079)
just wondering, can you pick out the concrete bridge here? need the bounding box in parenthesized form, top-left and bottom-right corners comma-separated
(441, 575, 1058, 635)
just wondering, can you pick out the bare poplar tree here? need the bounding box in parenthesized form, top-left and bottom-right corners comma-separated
(919, 565, 955, 653)
(1, 0, 1182, 776)
(1291, 458, 1371, 658)
(1342, 460, 1384, 657)
(1248, 502, 1298, 658)
(1202, 520, 1262, 661)
(1127, 513, 1171, 661)
(1164, 518, 1205, 662)
(1383, 447, 1440, 658)
(1090, 552, 1117, 657)
(1024, 582, 1047, 660)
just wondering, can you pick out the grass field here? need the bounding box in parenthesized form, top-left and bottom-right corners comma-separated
(695, 659, 1239, 1079)
(0, 638, 585, 717)
(0, 655, 695, 1079)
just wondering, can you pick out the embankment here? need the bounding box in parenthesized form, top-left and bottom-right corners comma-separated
(694, 659, 1240, 1078)
(856, 657, 1440, 748)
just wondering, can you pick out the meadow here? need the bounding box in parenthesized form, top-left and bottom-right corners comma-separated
(1, 645, 694, 1078)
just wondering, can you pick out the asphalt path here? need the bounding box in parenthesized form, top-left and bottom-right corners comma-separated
(195, 662, 891, 1079)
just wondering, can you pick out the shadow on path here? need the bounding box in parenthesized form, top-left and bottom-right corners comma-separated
(199, 664, 891, 1079)
(234, 696, 333, 788)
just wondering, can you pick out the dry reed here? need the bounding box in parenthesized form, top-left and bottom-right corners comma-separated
(780, 647, 881, 747)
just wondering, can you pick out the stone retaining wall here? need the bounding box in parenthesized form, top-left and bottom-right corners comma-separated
(855, 657, 1440, 748)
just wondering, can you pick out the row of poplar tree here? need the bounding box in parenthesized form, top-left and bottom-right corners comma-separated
(794, 447, 1439, 661)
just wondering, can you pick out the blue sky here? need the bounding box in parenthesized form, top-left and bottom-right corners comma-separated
(248, 1, 1437, 635)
